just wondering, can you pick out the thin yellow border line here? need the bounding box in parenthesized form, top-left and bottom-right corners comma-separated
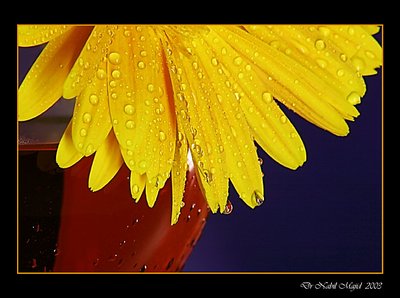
(16, 24, 384, 275)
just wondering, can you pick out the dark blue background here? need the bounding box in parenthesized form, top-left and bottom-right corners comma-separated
(19, 29, 383, 273)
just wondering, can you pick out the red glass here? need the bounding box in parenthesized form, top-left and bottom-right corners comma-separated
(18, 105, 209, 272)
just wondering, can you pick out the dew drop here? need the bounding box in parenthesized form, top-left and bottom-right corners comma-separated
(159, 131, 166, 142)
(336, 69, 345, 77)
(109, 80, 117, 88)
(79, 128, 87, 137)
(96, 69, 106, 80)
(111, 92, 118, 100)
(132, 184, 139, 194)
(262, 92, 273, 103)
(89, 94, 99, 105)
(137, 61, 145, 69)
(221, 47, 227, 55)
(125, 120, 135, 129)
(222, 200, 233, 215)
(351, 57, 365, 72)
(347, 92, 361, 105)
(258, 157, 263, 165)
(314, 39, 326, 50)
(86, 144, 94, 155)
(365, 50, 375, 59)
(147, 83, 155, 92)
(109, 52, 121, 65)
(140, 50, 147, 57)
(139, 160, 147, 169)
(140, 265, 147, 272)
(233, 56, 243, 66)
(316, 58, 327, 69)
(82, 112, 92, 123)
(238, 72, 244, 79)
(252, 191, 264, 206)
(340, 53, 348, 62)
(280, 115, 287, 124)
(124, 104, 135, 115)
(347, 26, 355, 35)
(211, 57, 218, 66)
(111, 69, 121, 79)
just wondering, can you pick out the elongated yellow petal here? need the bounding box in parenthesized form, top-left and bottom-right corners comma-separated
(170, 127, 189, 224)
(163, 34, 229, 213)
(18, 26, 92, 121)
(56, 120, 84, 168)
(88, 130, 123, 191)
(17, 25, 72, 47)
(204, 28, 306, 169)
(71, 58, 112, 156)
(190, 36, 264, 209)
(63, 26, 113, 99)
(145, 174, 161, 208)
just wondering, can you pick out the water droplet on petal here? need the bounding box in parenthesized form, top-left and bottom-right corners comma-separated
(211, 57, 218, 66)
(316, 58, 327, 69)
(147, 83, 154, 92)
(315, 39, 326, 50)
(89, 94, 99, 105)
(347, 92, 361, 105)
(234, 56, 243, 66)
(252, 191, 264, 206)
(124, 104, 135, 115)
(96, 69, 106, 80)
(109, 52, 121, 65)
(80, 128, 87, 137)
(140, 265, 147, 272)
(82, 112, 92, 123)
(111, 69, 121, 79)
(222, 200, 233, 215)
(365, 50, 375, 59)
(262, 92, 273, 103)
(140, 50, 147, 57)
(159, 131, 166, 142)
(137, 61, 145, 69)
(280, 115, 288, 124)
(336, 69, 345, 77)
(132, 184, 139, 194)
(351, 57, 365, 72)
(340, 53, 348, 62)
(125, 120, 135, 129)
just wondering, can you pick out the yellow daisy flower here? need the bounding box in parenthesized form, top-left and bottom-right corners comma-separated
(17, 24, 383, 224)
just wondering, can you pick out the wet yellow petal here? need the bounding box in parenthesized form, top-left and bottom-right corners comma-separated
(56, 120, 84, 168)
(164, 35, 229, 213)
(170, 127, 189, 224)
(204, 28, 306, 169)
(71, 58, 112, 156)
(188, 34, 264, 207)
(18, 26, 92, 121)
(17, 25, 72, 47)
(88, 130, 123, 191)
(63, 26, 113, 99)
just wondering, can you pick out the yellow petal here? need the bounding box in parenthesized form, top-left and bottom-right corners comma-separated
(216, 25, 352, 136)
(18, 26, 92, 121)
(88, 130, 123, 191)
(145, 174, 161, 208)
(204, 28, 306, 169)
(71, 58, 112, 156)
(170, 127, 189, 224)
(63, 25, 112, 99)
(56, 120, 83, 168)
(163, 34, 229, 213)
(17, 25, 72, 47)
(195, 42, 264, 209)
